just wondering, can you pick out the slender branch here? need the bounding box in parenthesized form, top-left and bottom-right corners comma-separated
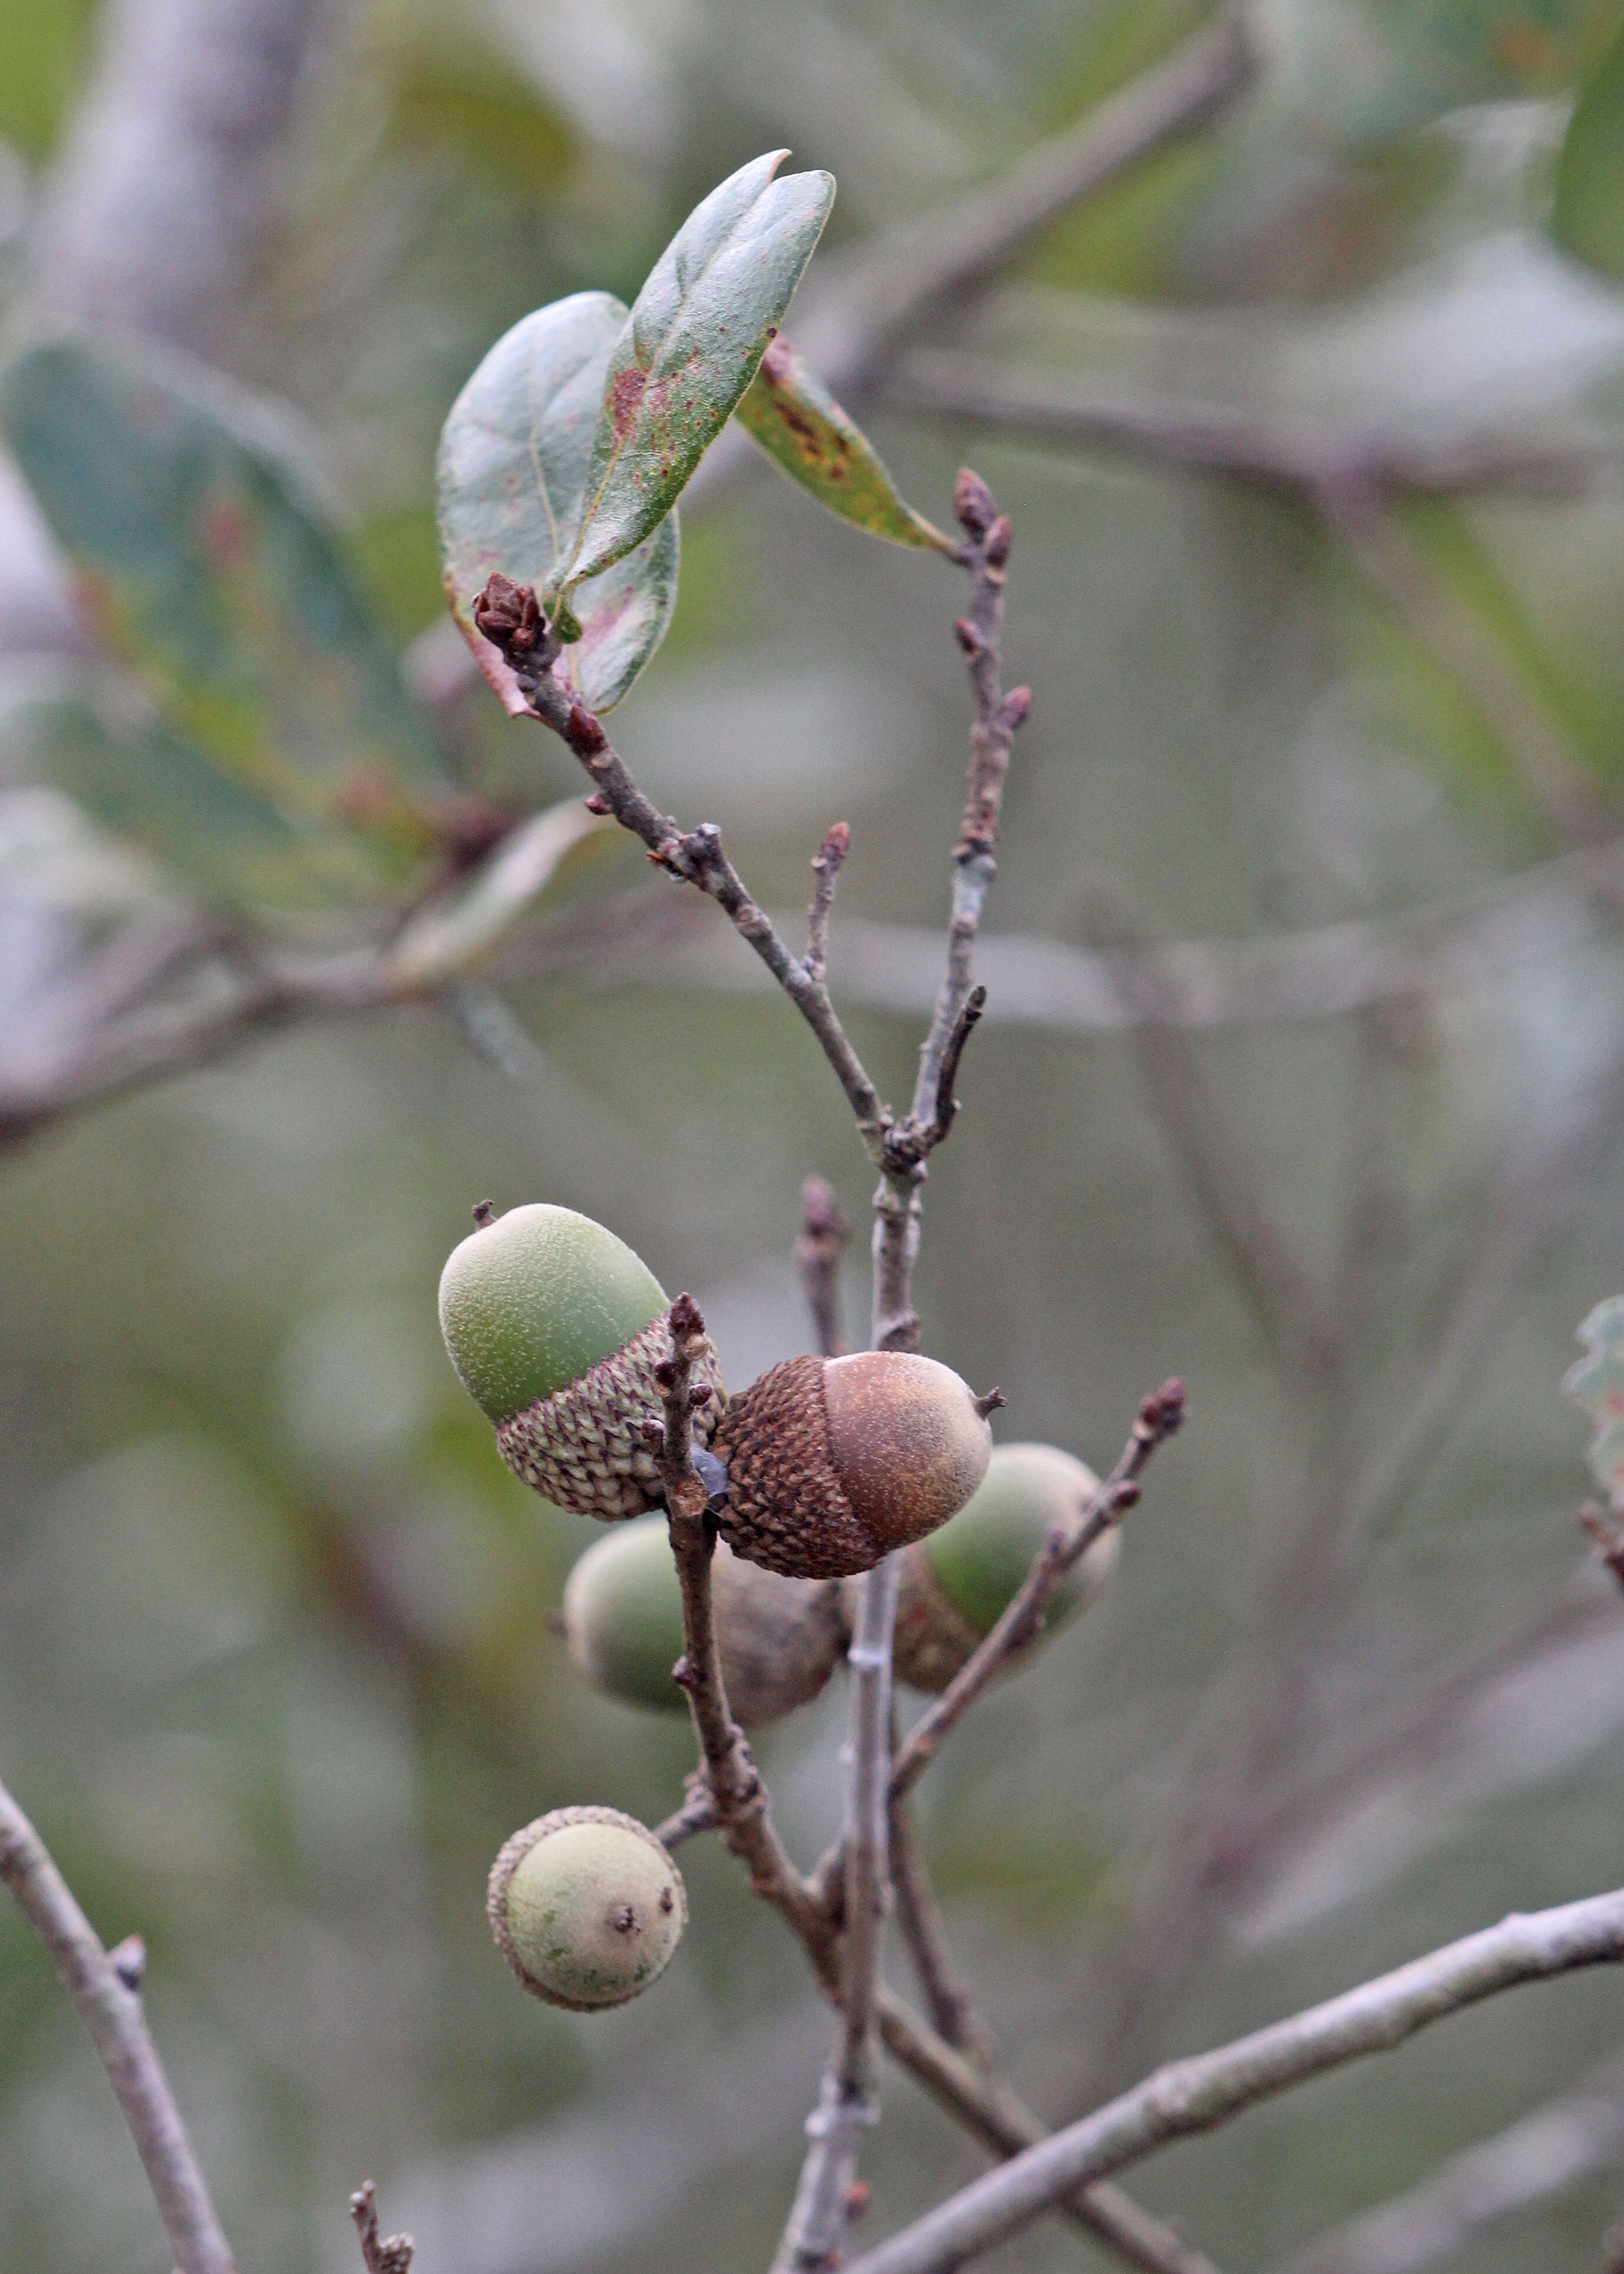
(350, 2181, 415, 2274)
(806, 824, 850, 986)
(876, 1992, 1225, 2274)
(0, 1772, 237, 2274)
(1319, 483, 1608, 846)
(652, 1296, 836, 1974)
(871, 477, 1022, 1353)
(796, 1175, 851, 1360)
(721, 10, 1256, 411)
(890, 1380, 1185, 1805)
(1271, 2048, 1624, 2274)
(843, 1886, 1624, 2274)
(887, 1772, 993, 2068)
(774, 1555, 902, 2272)
(886, 353, 1620, 503)
(470, 584, 886, 1151)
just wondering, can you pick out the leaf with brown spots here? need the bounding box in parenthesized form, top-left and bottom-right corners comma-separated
(437, 292, 679, 715)
(734, 336, 952, 553)
(558, 151, 834, 599)
(0, 337, 447, 902)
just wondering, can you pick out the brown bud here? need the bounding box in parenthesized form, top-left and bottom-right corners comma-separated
(983, 515, 1012, 571)
(953, 468, 996, 538)
(1001, 686, 1031, 733)
(713, 1351, 993, 1579)
(567, 704, 608, 756)
(473, 573, 546, 653)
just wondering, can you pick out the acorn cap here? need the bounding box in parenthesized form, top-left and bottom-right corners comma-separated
(439, 1202, 668, 1422)
(440, 1202, 726, 1519)
(488, 1805, 685, 2011)
(562, 1515, 847, 1724)
(715, 1350, 993, 1579)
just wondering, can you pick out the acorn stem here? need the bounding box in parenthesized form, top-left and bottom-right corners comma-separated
(651, 1298, 836, 1975)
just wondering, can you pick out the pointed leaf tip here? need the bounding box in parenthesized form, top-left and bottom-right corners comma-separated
(562, 153, 837, 591)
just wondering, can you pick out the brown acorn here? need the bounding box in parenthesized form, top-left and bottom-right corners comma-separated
(712, 1350, 995, 1579)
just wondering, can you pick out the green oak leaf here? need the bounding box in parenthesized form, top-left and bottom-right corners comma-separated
(436, 291, 679, 716)
(0, 674, 400, 918)
(1, 337, 445, 876)
(734, 334, 952, 552)
(1553, 18, 1624, 282)
(1565, 1297, 1624, 1505)
(559, 150, 835, 599)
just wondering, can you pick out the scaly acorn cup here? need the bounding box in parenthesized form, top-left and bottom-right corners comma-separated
(863, 1442, 1120, 1692)
(562, 1515, 849, 1724)
(713, 1350, 996, 1579)
(438, 1201, 725, 1518)
(488, 1805, 686, 2011)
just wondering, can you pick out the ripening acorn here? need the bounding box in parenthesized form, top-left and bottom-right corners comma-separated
(712, 1350, 994, 1580)
(438, 1201, 725, 1519)
(860, 1442, 1119, 1692)
(562, 1515, 848, 1724)
(487, 1805, 686, 2011)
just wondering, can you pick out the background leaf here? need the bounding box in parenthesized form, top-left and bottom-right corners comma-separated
(1, 338, 446, 868)
(1553, 17, 1624, 278)
(436, 292, 679, 716)
(1564, 1297, 1624, 1503)
(0, 673, 405, 917)
(734, 335, 952, 552)
(562, 150, 834, 592)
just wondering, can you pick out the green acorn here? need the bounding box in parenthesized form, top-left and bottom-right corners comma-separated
(487, 1805, 686, 2010)
(856, 1442, 1120, 1692)
(712, 1350, 995, 1579)
(562, 1515, 848, 1725)
(438, 1201, 725, 1518)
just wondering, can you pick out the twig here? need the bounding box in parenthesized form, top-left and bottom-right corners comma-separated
(889, 1380, 1185, 1805)
(718, 11, 1256, 408)
(652, 1778, 719, 1851)
(842, 1885, 1624, 2274)
(806, 824, 850, 986)
(876, 1991, 1224, 2274)
(651, 1297, 836, 1973)
(773, 1554, 902, 2272)
(1271, 2047, 1624, 2274)
(1319, 483, 1607, 846)
(0, 1771, 237, 2274)
(886, 353, 1622, 503)
(350, 2180, 415, 2274)
(871, 476, 1022, 1353)
(886, 1771, 993, 2068)
(795, 1175, 850, 1360)
(473, 581, 886, 1150)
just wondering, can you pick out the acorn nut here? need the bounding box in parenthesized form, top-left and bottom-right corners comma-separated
(562, 1515, 848, 1724)
(713, 1350, 994, 1579)
(438, 1201, 725, 1519)
(487, 1805, 686, 2010)
(865, 1442, 1120, 1692)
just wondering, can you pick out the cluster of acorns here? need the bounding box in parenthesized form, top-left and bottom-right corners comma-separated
(440, 1201, 1120, 2012)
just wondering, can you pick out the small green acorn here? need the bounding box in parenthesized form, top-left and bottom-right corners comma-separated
(856, 1442, 1119, 1692)
(713, 1350, 995, 1579)
(438, 1201, 725, 1518)
(487, 1805, 686, 2010)
(561, 1515, 848, 1724)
